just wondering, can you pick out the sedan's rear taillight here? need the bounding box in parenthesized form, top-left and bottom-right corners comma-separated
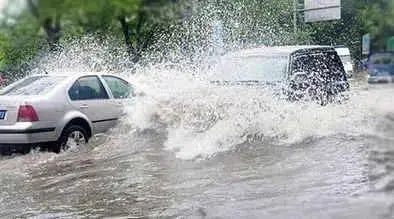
(18, 105, 39, 122)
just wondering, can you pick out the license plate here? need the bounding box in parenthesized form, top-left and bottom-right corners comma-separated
(0, 110, 6, 120)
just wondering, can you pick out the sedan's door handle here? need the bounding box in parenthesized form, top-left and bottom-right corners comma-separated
(79, 104, 89, 109)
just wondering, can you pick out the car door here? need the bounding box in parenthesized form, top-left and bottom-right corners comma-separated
(101, 75, 134, 117)
(68, 75, 120, 134)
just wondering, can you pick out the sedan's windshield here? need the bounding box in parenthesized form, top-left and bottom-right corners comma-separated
(369, 53, 394, 65)
(1, 75, 66, 96)
(209, 56, 288, 82)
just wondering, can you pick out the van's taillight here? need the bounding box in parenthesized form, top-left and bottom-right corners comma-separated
(18, 105, 39, 122)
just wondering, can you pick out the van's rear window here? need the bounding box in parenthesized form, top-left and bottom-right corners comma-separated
(291, 51, 346, 80)
(1, 76, 66, 96)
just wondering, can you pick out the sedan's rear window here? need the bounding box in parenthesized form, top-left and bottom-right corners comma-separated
(1, 76, 66, 96)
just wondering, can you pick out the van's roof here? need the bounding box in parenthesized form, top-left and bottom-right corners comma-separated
(225, 45, 333, 58)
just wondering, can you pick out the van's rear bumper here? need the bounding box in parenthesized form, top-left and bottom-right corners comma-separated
(0, 123, 57, 144)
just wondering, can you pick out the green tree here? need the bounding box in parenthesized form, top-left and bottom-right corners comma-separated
(25, 0, 181, 61)
(360, 0, 394, 51)
(0, 13, 46, 79)
(298, 0, 364, 58)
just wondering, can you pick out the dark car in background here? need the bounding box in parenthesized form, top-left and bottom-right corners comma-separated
(367, 52, 394, 83)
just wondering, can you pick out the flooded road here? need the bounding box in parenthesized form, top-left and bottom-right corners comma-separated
(0, 76, 393, 218)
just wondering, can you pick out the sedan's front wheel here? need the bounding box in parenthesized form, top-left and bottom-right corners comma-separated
(54, 125, 89, 153)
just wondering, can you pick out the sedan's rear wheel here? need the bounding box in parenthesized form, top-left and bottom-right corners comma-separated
(54, 125, 89, 153)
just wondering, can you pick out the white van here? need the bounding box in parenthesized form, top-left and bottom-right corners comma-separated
(209, 46, 350, 104)
(335, 47, 354, 78)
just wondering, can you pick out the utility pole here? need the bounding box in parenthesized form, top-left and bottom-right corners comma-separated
(293, 0, 298, 35)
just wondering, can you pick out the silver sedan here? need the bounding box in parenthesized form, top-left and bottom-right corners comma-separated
(0, 72, 133, 154)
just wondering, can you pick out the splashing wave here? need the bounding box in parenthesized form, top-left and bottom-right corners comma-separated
(119, 67, 393, 160)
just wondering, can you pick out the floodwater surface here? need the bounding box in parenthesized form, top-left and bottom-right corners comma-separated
(0, 76, 393, 218)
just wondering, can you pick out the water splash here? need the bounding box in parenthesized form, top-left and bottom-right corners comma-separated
(15, 1, 393, 160)
(121, 66, 393, 159)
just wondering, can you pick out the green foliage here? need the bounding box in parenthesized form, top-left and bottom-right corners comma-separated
(0, 13, 47, 78)
(0, 0, 181, 73)
(0, 0, 391, 76)
(302, 0, 364, 59)
(360, 0, 394, 50)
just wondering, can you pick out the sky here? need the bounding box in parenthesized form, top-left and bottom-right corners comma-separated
(0, 0, 7, 11)
(0, 0, 25, 23)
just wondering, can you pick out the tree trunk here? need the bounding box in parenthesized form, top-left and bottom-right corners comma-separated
(118, 16, 132, 53)
(27, 0, 61, 50)
(118, 14, 157, 63)
(43, 17, 61, 50)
